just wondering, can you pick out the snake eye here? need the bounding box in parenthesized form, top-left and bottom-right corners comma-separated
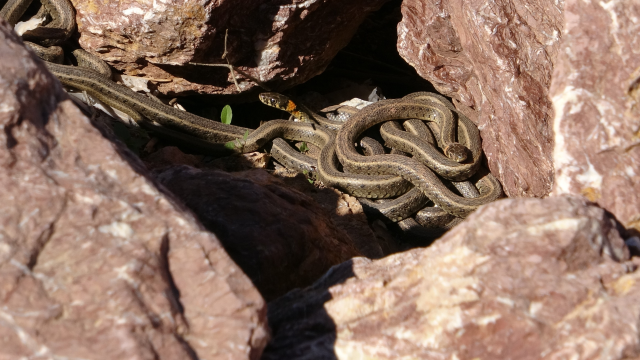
(444, 143, 468, 163)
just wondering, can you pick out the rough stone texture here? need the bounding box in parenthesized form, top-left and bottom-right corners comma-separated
(72, 0, 389, 95)
(0, 23, 268, 360)
(152, 166, 378, 301)
(397, 0, 562, 198)
(263, 196, 640, 359)
(549, 0, 640, 232)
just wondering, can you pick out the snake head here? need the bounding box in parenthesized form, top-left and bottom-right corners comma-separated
(259, 92, 291, 109)
(444, 143, 468, 163)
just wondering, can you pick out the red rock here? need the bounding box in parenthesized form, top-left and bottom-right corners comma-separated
(152, 166, 372, 301)
(0, 23, 268, 360)
(263, 196, 639, 359)
(549, 0, 640, 232)
(72, 0, 389, 95)
(397, 0, 561, 198)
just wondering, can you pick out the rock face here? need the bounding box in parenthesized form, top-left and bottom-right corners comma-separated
(263, 196, 639, 359)
(73, 0, 389, 95)
(549, 0, 640, 231)
(397, 0, 562, 198)
(153, 166, 370, 301)
(0, 23, 268, 360)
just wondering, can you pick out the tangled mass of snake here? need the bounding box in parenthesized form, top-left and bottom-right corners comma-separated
(1, 0, 503, 231)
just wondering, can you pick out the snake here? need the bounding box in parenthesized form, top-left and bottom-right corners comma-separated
(359, 118, 481, 222)
(264, 93, 497, 221)
(19, 0, 75, 46)
(2, 0, 502, 222)
(259, 92, 348, 130)
(335, 97, 503, 217)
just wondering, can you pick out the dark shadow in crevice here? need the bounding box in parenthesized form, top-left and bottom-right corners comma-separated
(602, 208, 640, 260)
(260, 259, 357, 360)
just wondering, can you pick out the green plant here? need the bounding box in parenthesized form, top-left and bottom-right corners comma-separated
(297, 141, 309, 153)
(220, 105, 232, 124)
(112, 122, 149, 154)
(224, 130, 249, 151)
(302, 170, 314, 184)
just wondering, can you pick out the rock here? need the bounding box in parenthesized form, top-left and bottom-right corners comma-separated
(397, 0, 561, 198)
(72, 0, 390, 95)
(0, 23, 268, 360)
(152, 166, 375, 301)
(263, 196, 640, 359)
(549, 0, 640, 232)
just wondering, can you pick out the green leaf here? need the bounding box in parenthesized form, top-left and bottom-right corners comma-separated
(224, 140, 236, 150)
(298, 142, 309, 153)
(243, 130, 249, 140)
(221, 105, 232, 124)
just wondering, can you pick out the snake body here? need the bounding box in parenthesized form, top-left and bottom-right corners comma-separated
(359, 118, 480, 221)
(335, 99, 502, 217)
(20, 0, 75, 45)
(259, 92, 347, 130)
(265, 93, 501, 220)
(0, 0, 34, 25)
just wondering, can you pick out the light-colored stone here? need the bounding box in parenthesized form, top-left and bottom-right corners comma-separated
(549, 0, 640, 231)
(264, 196, 639, 359)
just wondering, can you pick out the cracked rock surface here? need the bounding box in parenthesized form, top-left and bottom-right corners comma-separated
(263, 196, 639, 359)
(549, 0, 640, 231)
(0, 23, 268, 360)
(72, 0, 390, 95)
(397, 0, 562, 198)
(152, 166, 370, 302)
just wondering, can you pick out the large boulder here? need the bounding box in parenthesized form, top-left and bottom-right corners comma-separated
(0, 22, 268, 360)
(152, 166, 372, 301)
(72, 0, 390, 95)
(397, 0, 562, 198)
(263, 196, 639, 359)
(549, 0, 640, 231)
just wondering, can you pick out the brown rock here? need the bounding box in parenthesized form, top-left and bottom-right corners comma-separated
(263, 196, 639, 359)
(0, 23, 268, 359)
(73, 0, 390, 95)
(549, 0, 640, 231)
(397, 0, 561, 198)
(152, 166, 372, 301)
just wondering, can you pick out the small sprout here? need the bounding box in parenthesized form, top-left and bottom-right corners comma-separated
(224, 140, 236, 150)
(224, 130, 249, 152)
(112, 122, 149, 154)
(298, 142, 309, 153)
(301, 169, 314, 184)
(243, 130, 249, 140)
(221, 105, 232, 124)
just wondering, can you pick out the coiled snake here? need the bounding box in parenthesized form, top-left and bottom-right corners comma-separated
(260, 92, 503, 220)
